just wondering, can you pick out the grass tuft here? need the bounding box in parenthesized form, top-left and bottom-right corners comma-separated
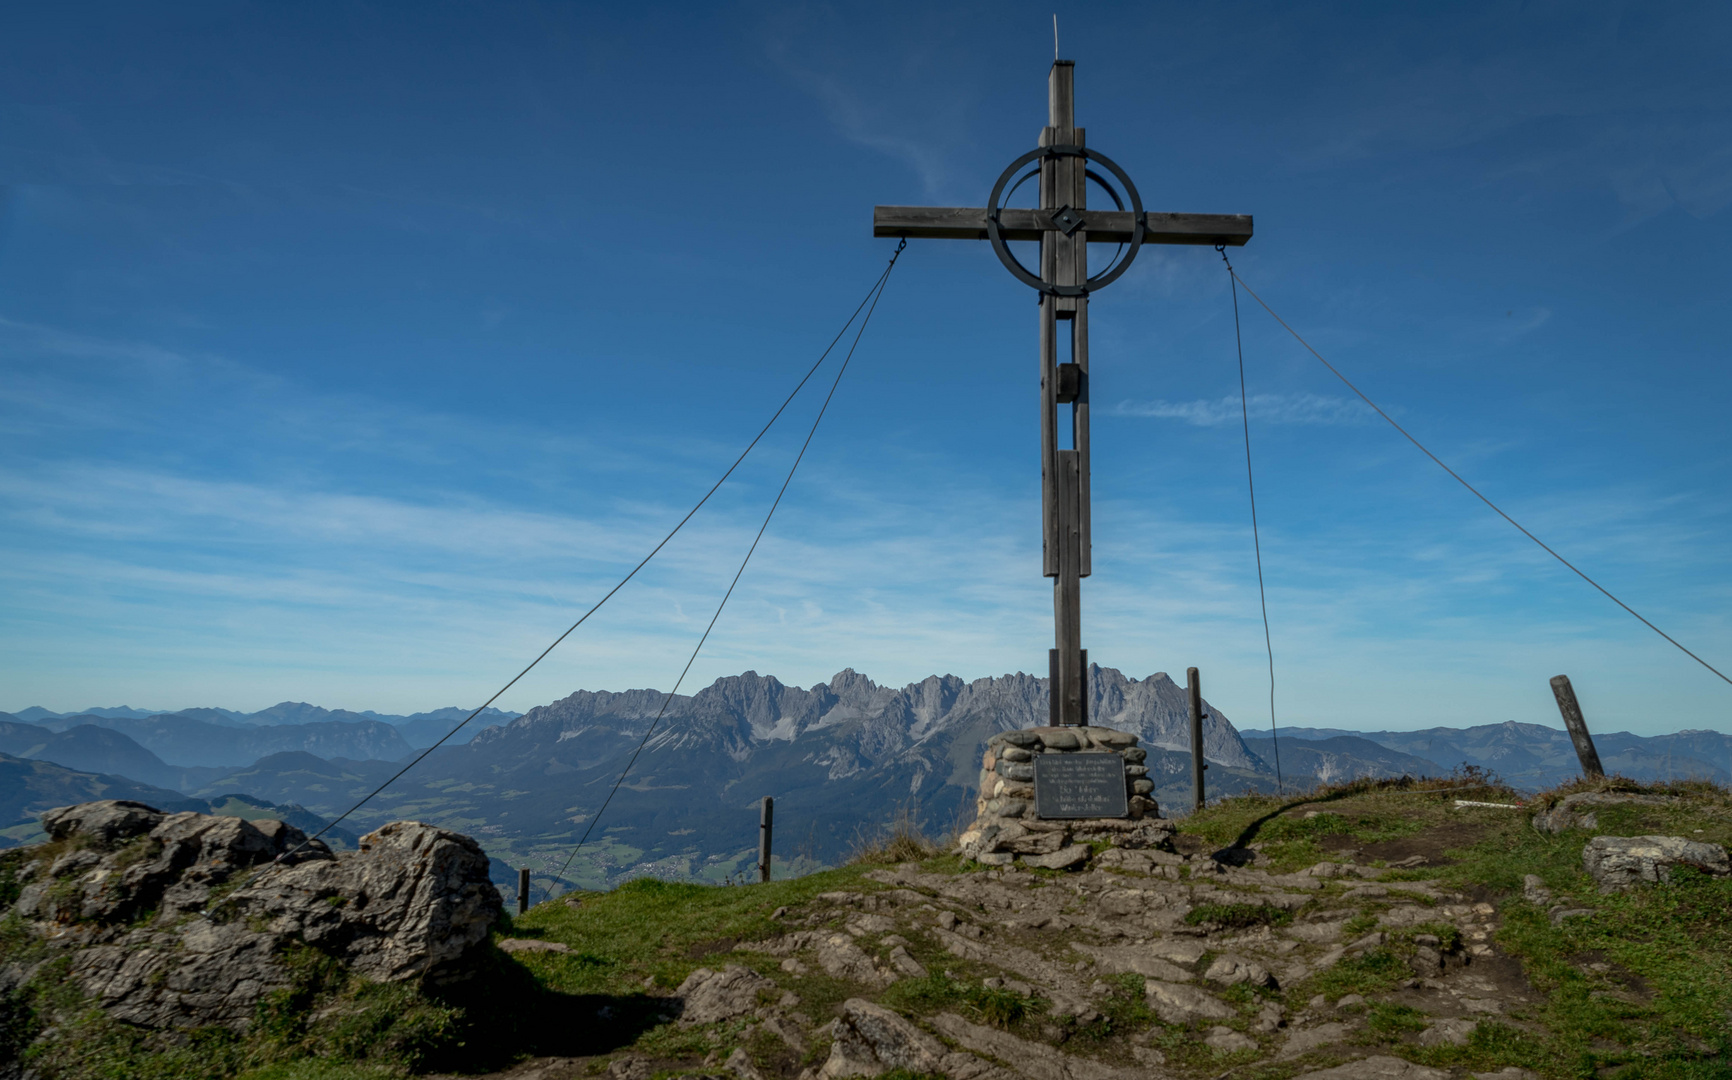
(881, 972, 1033, 1029)
(1184, 902, 1295, 931)
(848, 804, 942, 866)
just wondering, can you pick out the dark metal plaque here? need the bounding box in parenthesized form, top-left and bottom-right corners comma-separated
(1033, 753, 1128, 819)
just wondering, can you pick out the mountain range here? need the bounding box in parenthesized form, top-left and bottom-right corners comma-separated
(3, 704, 520, 762)
(1, 668, 1270, 889)
(0, 751, 355, 849)
(6, 670, 1728, 898)
(1243, 723, 1732, 790)
(14, 702, 521, 726)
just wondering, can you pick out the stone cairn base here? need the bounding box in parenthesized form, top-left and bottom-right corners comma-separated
(956, 725, 1174, 870)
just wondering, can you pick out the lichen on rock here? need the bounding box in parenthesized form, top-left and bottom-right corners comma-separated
(0, 799, 502, 1044)
(1581, 834, 1730, 892)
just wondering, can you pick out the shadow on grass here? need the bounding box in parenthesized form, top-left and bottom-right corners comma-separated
(422, 946, 673, 1072)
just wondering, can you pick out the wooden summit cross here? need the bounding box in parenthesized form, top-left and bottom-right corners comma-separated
(873, 60, 1252, 727)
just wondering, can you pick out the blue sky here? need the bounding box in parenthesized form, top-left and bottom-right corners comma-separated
(2, 2, 1729, 737)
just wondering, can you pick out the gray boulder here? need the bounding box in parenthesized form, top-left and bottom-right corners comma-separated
(1417, 1018, 1478, 1047)
(1144, 979, 1236, 1023)
(1205, 954, 1278, 989)
(42, 799, 166, 846)
(676, 965, 778, 1025)
(2, 801, 502, 1035)
(14, 802, 328, 928)
(821, 997, 948, 1077)
(1533, 792, 1676, 834)
(1582, 835, 1730, 892)
(232, 819, 500, 983)
(816, 933, 892, 987)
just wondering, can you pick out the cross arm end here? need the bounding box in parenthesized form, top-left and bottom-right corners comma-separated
(873, 206, 995, 241)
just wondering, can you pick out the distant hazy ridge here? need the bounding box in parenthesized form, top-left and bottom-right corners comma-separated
(6, 670, 1729, 889)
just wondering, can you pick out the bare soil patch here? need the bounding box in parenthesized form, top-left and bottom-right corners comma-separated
(1470, 951, 1539, 1001)
(1387, 949, 1539, 1019)
(1170, 832, 1214, 856)
(1318, 832, 1360, 855)
(687, 935, 740, 958)
(1322, 821, 1492, 866)
(1572, 949, 1653, 1002)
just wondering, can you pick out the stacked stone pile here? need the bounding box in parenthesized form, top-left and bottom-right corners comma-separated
(957, 816, 1179, 871)
(957, 726, 1160, 870)
(972, 726, 1155, 820)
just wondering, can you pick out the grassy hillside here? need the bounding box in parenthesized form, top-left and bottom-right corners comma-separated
(1174, 778, 1732, 1077)
(8, 775, 1729, 1080)
(0, 752, 207, 846)
(464, 777, 1731, 1080)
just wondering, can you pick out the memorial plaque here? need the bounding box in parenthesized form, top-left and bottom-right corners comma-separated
(1033, 753, 1128, 819)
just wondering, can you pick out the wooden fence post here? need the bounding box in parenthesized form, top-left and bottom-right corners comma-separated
(758, 797, 774, 883)
(1549, 675, 1605, 779)
(1188, 667, 1208, 812)
(518, 867, 530, 914)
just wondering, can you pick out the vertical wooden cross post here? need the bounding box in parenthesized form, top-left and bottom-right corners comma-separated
(1187, 667, 1208, 811)
(874, 61, 1252, 724)
(758, 796, 774, 883)
(1549, 675, 1605, 779)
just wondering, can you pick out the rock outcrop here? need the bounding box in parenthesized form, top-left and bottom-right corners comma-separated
(677, 965, 780, 1025)
(821, 998, 952, 1078)
(699, 844, 1502, 1080)
(1582, 834, 1730, 892)
(1531, 791, 1677, 834)
(0, 799, 501, 1035)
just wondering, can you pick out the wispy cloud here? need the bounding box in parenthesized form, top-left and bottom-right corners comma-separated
(1496, 307, 1552, 341)
(1110, 392, 1375, 427)
(758, 10, 980, 202)
(0, 320, 1723, 734)
(794, 72, 954, 198)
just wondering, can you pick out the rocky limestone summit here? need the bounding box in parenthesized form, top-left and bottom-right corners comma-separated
(0, 799, 501, 1033)
(681, 850, 1502, 1080)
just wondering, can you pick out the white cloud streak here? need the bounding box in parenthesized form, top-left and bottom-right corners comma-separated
(1, 316, 1725, 736)
(1110, 393, 1375, 427)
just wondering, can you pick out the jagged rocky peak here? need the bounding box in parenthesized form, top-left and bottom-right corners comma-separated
(693, 671, 818, 742)
(467, 664, 1257, 770)
(1089, 668, 1258, 769)
(903, 673, 966, 730)
(825, 667, 879, 696)
(824, 667, 898, 714)
(479, 685, 675, 742)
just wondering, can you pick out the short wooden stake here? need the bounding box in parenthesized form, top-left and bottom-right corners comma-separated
(1549, 675, 1605, 779)
(1187, 667, 1208, 812)
(517, 867, 530, 914)
(758, 797, 774, 883)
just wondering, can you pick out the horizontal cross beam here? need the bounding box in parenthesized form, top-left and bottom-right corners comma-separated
(873, 206, 1252, 246)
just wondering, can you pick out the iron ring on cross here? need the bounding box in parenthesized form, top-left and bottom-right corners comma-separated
(985, 144, 1145, 297)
